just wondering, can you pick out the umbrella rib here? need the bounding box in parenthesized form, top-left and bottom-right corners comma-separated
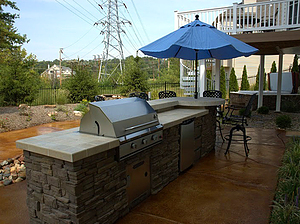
(174, 46, 182, 58)
(208, 50, 213, 58)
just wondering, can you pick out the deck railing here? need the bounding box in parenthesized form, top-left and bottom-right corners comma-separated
(175, 0, 300, 96)
(175, 0, 300, 34)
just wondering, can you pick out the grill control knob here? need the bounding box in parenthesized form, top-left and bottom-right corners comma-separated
(142, 139, 147, 144)
(151, 135, 158, 141)
(131, 143, 137, 149)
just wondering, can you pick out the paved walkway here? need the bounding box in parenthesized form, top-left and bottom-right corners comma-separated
(0, 126, 288, 224)
(117, 128, 287, 224)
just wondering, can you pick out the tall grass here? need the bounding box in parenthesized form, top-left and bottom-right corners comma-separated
(270, 138, 300, 223)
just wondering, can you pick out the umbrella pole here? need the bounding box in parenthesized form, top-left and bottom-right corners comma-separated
(194, 50, 198, 99)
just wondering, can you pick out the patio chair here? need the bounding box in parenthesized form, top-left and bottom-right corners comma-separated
(203, 90, 225, 142)
(158, 90, 177, 99)
(223, 93, 257, 157)
(129, 92, 149, 101)
(95, 95, 105, 101)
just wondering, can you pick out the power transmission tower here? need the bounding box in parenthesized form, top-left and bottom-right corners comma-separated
(96, 0, 129, 83)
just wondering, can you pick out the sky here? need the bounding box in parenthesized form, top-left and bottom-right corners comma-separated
(12, 0, 238, 61)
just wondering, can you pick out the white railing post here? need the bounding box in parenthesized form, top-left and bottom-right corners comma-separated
(276, 52, 283, 112)
(258, 55, 265, 108)
(233, 2, 238, 34)
(174, 11, 179, 29)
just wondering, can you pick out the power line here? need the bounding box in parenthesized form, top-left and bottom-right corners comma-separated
(63, 25, 95, 49)
(54, 0, 94, 26)
(81, 43, 102, 58)
(122, 5, 145, 46)
(61, 0, 95, 24)
(71, 0, 99, 21)
(130, 0, 150, 42)
(67, 34, 101, 58)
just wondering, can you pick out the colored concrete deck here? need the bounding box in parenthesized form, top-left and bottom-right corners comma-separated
(117, 128, 287, 224)
(0, 126, 288, 224)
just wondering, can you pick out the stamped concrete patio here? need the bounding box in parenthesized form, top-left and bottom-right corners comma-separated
(0, 126, 288, 224)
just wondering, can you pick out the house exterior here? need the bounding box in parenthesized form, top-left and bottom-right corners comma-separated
(175, 0, 300, 96)
(41, 64, 72, 80)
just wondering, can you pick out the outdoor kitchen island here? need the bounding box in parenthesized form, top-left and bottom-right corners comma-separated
(16, 97, 224, 224)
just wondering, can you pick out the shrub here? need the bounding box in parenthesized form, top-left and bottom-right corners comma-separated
(74, 99, 90, 116)
(64, 66, 98, 103)
(56, 89, 69, 105)
(281, 100, 300, 113)
(257, 106, 269, 114)
(239, 108, 252, 117)
(56, 105, 68, 113)
(276, 115, 292, 129)
(270, 138, 300, 224)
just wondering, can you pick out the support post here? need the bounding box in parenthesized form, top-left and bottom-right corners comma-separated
(276, 53, 283, 112)
(232, 3, 238, 34)
(215, 59, 221, 90)
(194, 51, 198, 99)
(258, 55, 265, 108)
(199, 59, 206, 97)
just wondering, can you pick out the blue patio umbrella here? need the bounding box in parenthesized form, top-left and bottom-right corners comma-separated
(140, 15, 258, 98)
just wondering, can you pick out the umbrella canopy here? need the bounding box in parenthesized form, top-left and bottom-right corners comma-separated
(139, 15, 258, 99)
(140, 16, 258, 60)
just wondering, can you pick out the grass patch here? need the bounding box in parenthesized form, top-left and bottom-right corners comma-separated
(270, 138, 300, 223)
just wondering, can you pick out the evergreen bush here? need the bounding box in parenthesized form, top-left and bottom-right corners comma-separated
(220, 66, 227, 99)
(240, 65, 250, 90)
(276, 115, 292, 129)
(281, 100, 300, 113)
(257, 106, 269, 114)
(229, 68, 239, 93)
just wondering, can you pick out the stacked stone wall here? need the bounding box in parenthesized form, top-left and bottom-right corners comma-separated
(151, 126, 180, 194)
(25, 148, 128, 224)
(230, 93, 300, 110)
(201, 107, 217, 157)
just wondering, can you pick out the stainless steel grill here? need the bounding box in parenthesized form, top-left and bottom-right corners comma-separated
(79, 97, 163, 160)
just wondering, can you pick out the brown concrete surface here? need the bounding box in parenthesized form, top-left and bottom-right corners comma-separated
(117, 128, 287, 224)
(0, 120, 80, 161)
(0, 126, 288, 224)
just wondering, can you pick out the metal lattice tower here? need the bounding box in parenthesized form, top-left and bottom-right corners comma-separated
(96, 0, 129, 83)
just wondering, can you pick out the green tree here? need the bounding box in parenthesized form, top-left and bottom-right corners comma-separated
(292, 54, 299, 73)
(206, 70, 212, 90)
(64, 65, 98, 103)
(271, 61, 277, 73)
(0, 48, 41, 105)
(220, 66, 227, 99)
(254, 66, 267, 91)
(121, 56, 149, 94)
(157, 58, 180, 83)
(240, 65, 250, 90)
(229, 67, 239, 93)
(0, 1, 27, 49)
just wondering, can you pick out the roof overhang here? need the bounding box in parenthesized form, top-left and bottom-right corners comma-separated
(232, 29, 300, 55)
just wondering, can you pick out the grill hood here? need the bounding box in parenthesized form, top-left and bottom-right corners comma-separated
(79, 97, 160, 138)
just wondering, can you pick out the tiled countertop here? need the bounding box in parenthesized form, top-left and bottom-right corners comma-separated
(16, 128, 119, 162)
(16, 97, 222, 162)
(158, 108, 208, 129)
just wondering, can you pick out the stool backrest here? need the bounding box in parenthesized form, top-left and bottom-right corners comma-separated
(243, 93, 257, 117)
(158, 90, 177, 99)
(129, 92, 149, 101)
(203, 90, 222, 98)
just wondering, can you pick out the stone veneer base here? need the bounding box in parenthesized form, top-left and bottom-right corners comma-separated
(25, 107, 216, 224)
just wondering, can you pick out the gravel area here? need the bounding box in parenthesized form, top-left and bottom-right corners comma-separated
(247, 110, 300, 131)
(0, 104, 299, 133)
(0, 104, 81, 133)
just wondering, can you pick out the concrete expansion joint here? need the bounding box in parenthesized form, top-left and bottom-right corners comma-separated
(134, 211, 182, 224)
(199, 172, 272, 191)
